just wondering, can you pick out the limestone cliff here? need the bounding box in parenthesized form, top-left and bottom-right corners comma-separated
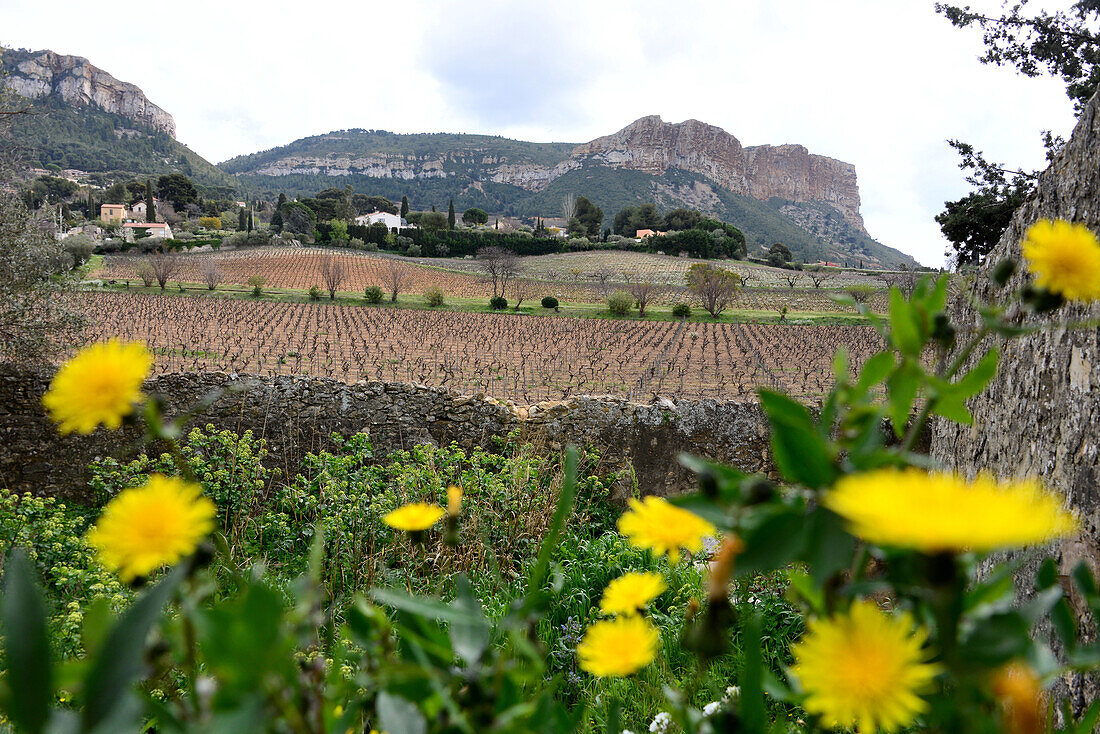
(573, 116, 864, 231)
(229, 115, 868, 233)
(2, 49, 176, 137)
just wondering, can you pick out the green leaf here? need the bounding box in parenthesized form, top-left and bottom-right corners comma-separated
(802, 508, 856, 586)
(449, 576, 490, 667)
(370, 588, 485, 627)
(737, 509, 809, 574)
(928, 274, 949, 314)
(377, 691, 426, 734)
(952, 348, 1000, 399)
(740, 613, 767, 732)
(886, 362, 920, 437)
(854, 352, 895, 395)
(81, 565, 186, 732)
(931, 395, 972, 424)
(1, 550, 52, 734)
(758, 390, 836, 488)
(888, 288, 922, 357)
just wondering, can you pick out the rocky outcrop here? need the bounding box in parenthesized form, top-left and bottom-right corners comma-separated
(2, 49, 175, 137)
(575, 116, 864, 231)
(931, 88, 1100, 715)
(235, 115, 867, 232)
(0, 368, 771, 504)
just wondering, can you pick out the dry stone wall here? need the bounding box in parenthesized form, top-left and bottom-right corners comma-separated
(931, 89, 1100, 712)
(0, 367, 771, 503)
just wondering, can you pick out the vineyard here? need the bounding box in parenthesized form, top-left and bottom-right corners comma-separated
(92, 247, 890, 312)
(74, 292, 885, 402)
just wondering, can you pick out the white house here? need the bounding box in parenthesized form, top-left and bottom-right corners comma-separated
(130, 199, 160, 220)
(354, 211, 405, 231)
(123, 222, 173, 241)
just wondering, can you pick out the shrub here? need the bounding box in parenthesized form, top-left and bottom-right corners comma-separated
(424, 287, 445, 307)
(348, 237, 365, 250)
(541, 296, 559, 310)
(606, 290, 633, 316)
(362, 240, 379, 252)
(363, 285, 384, 303)
(489, 295, 508, 310)
(672, 302, 692, 319)
(308, 285, 322, 301)
(406, 244, 422, 257)
(198, 216, 221, 230)
(248, 275, 266, 297)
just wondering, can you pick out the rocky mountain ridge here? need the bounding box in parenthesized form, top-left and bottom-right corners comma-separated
(230, 116, 865, 232)
(2, 48, 175, 137)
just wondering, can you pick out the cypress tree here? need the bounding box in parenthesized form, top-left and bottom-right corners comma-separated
(239, 208, 247, 230)
(448, 199, 455, 229)
(248, 209, 254, 232)
(400, 195, 409, 219)
(145, 179, 155, 222)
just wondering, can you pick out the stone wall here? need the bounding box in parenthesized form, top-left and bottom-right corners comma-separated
(931, 90, 1100, 711)
(0, 366, 771, 503)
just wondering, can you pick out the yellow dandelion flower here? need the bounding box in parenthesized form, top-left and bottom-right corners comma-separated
(617, 496, 716, 564)
(383, 503, 445, 531)
(87, 474, 216, 581)
(599, 571, 667, 616)
(447, 486, 463, 517)
(576, 614, 659, 677)
(792, 601, 940, 733)
(43, 339, 152, 435)
(1021, 219, 1100, 302)
(825, 468, 1078, 553)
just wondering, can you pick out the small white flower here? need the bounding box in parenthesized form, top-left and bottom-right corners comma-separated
(621, 730, 636, 734)
(649, 711, 672, 733)
(703, 702, 721, 716)
(724, 685, 741, 699)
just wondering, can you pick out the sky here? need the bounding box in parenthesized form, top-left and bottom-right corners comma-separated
(0, 0, 1081, 265)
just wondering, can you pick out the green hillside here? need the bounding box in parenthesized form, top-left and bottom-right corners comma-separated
(221, 129, 577, 173)
(234, 162, 914, 268)
(1, 97, 234, 188)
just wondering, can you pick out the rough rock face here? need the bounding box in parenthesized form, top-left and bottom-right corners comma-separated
(0, 367, 771, 504)
(3, 49, 175, 137)
(931, 88, 1100, 714)
(244, 115, 866, 231)
(574, 116, 864, 231)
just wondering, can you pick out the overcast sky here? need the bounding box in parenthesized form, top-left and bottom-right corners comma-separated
(0, 0, 1080, 265)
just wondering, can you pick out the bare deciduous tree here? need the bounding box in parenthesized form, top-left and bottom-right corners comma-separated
(560, 193, 577, 220)
(201, 258, 223, 291)
(783, 272, 804, 289)
(385, 260, 410, 302)
(512, 278, 535, 310)
(318, 254, 345, 300)
(878, 266, 920, 298)
(590, 267, 615, 295)
(148, 247, 179, 290)
(477, 246, 520, 298)
(806, 267, 835, 289)
(626, 278, 662, 317)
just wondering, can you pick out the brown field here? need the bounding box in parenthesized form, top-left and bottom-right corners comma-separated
(93, 247, 888, 312)
(75, 292, 885, 402)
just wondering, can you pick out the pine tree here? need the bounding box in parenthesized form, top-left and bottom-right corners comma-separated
(447, 199, 455, 230)
(145, 179, 155, 222)
(400, 195, 409, 219)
